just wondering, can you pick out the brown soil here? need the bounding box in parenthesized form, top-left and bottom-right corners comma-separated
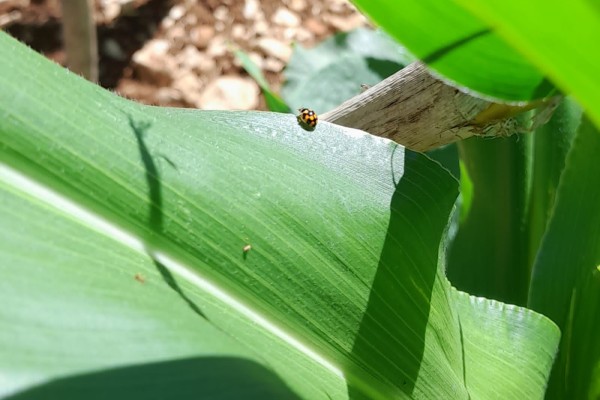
(1, 0, 369, 110)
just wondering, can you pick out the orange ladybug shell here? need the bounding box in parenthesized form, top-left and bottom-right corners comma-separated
(298, 108, 318, 128)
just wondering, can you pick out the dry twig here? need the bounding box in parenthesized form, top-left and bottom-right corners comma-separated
(321, 62, 558, 152)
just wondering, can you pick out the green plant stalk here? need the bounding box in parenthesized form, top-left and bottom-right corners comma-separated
(528, 98, 582, 267)
(449, 132, 533, 306)
(529, 116, 600, 399)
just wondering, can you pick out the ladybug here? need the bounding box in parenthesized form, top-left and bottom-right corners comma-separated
(297, 108, 318, 129)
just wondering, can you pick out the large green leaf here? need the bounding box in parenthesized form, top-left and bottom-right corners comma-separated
(453, 0, 600, 131)
(452, 289, 559, 400)
(0, 32, 559, 399)
(351, 0, 552, 101)
(529, 116, 600, 400)
(0, 176, 340, 400)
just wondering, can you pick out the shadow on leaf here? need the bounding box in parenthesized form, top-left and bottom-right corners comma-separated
(7, 356, 301, 400)
(348, 150, 458, 396)
(128, 114, 208, 321)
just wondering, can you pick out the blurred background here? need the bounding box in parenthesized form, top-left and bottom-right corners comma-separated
(0, 0, 371, 110)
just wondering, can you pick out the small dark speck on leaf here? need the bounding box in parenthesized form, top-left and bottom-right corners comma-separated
(242, 244, 252, 260)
